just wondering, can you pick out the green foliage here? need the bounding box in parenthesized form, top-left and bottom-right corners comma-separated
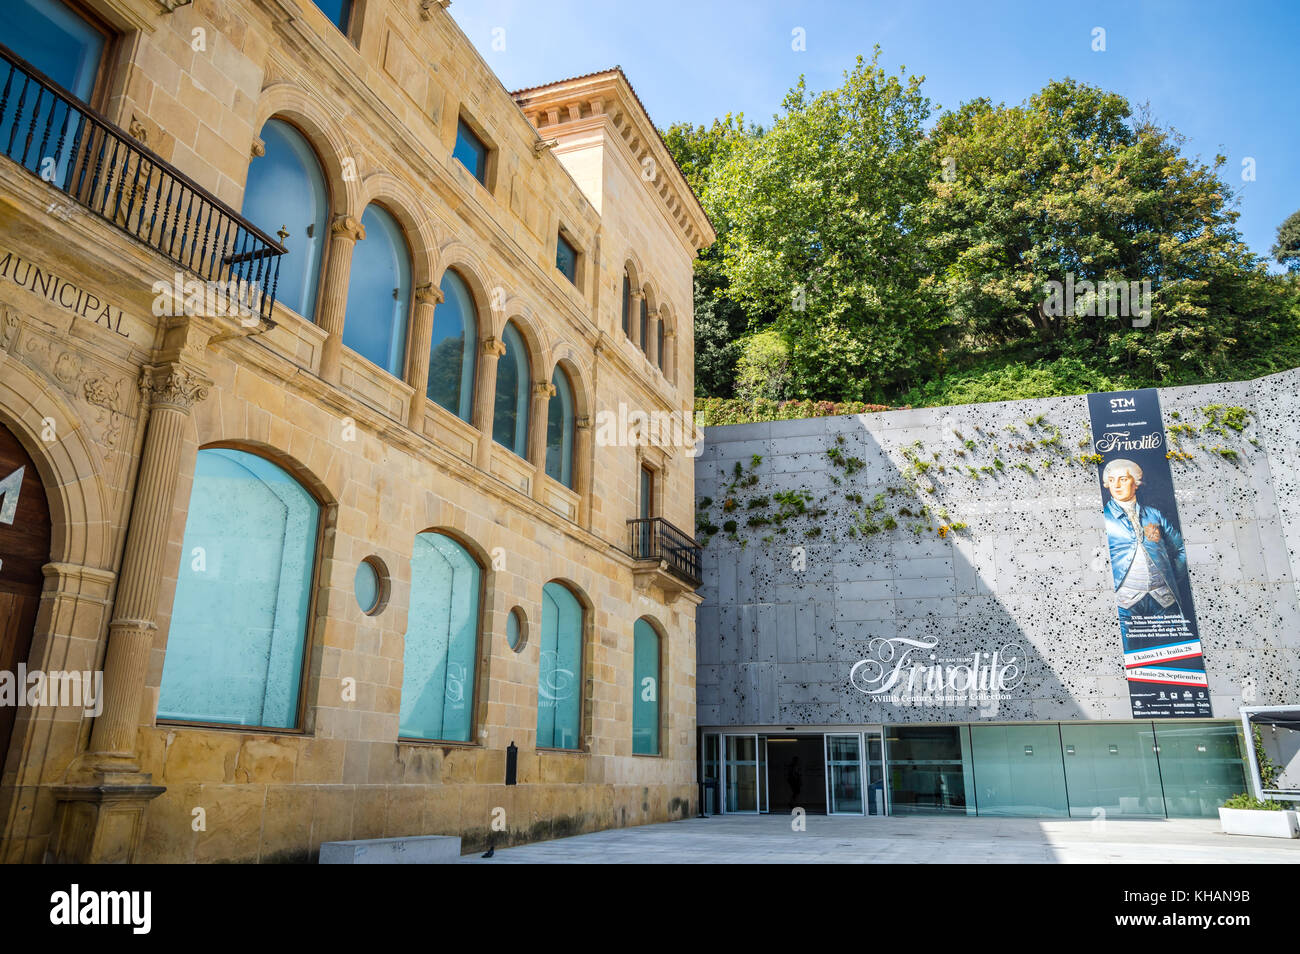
(1254, 727, 1281, 790)
(1274, 209, 1300, 273)
(661, 116, 768, 398)
(704, 50, 944, 400)
(1221, 793, 1286, 811)
(677, 64, 1300, 406)
(735, 329, 793, 401)
(694, 397, 892, 426)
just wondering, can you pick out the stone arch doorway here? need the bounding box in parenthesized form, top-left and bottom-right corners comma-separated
(0, 421, 52, 773)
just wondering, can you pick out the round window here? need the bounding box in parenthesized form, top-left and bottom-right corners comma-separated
(354, 557, 388, 615)
(506, 607, 526, 652)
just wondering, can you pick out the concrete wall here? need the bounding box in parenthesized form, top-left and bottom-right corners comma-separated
(696, 369, 1300, 727)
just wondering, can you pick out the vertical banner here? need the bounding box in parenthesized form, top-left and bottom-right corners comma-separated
(1087, 389, 1212, 718)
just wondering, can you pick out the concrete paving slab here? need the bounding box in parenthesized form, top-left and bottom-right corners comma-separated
(462, 814, 1300, 864)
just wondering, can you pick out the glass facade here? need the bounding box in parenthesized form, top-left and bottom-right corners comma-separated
(632, 619, 659, 755)
(826, 735, 864, 814)
(1061, 722, 1164, 818)
(703, 722, 1246, 819)
(970, 724, 1069, 816)
(343, 204, 411, 377)
(243, 119, 329, 320)
(1156, 721, 1249, 817)
(428, 269, 476, 421)
(399, 533, 480, 742)
(725, 735, 759, 812)
(885, 721, 1247, 819)
(536, 582, 582, 749)
(492, 321, 530, 457)
(159, 448, 319, 728)
(886, 725, 976, 815)
(545, 367, 574, 488)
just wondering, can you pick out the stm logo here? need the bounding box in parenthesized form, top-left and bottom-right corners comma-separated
(1109, 397, 1136, 409)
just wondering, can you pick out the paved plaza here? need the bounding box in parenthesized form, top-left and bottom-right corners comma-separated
(464, 814, 1300, 864)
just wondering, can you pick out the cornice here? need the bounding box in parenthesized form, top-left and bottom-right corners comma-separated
(513, 71, 716, 254)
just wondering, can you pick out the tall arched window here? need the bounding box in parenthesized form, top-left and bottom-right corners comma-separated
(242, 119, 328, 320)
(428, 269, 477, 421)
(656, 313, 665, 372)
(159, 448, 320, 729)
(633, 618, 660, 755)
(399, 532, 482, 742)
(545, 366, 575, 488)
(343, 204, 411, 377)
(639, 294, 649, 353)
(621, 269, 631, 337)
(537, 582, 582, 750)
(493, 321, 530, 457)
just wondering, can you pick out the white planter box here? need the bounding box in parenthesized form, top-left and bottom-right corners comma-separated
(1218, 807, 1299, 838)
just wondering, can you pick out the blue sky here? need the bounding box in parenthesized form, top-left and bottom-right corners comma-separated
(451, 0, 1299, 265)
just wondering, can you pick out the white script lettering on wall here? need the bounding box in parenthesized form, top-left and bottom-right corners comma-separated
(849, 636, 1027, 707)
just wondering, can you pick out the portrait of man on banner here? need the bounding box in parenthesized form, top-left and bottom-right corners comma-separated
(1101, 458, 1192, 633)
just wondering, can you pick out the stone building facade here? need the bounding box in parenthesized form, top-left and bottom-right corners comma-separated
(0, 0, 712, 863)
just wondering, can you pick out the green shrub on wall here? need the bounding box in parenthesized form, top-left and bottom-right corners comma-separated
(695, 397, 893, 426)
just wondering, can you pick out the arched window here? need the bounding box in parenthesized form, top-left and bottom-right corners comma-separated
(159, 448, 320, 729)
(621, 269, 631, 337)
(639, 294, 649, 353)
(242, 119, 328, 320)
(343, 204, 411, 377)
(545, 366, 575, 488)
(399, 532, 482, 742)
(492, 321, 530, 457)
(428, 269, 477, 421)
(633, 618, 660, 755)
(656, 313, 665, 371)
(537, 582, 582, 750)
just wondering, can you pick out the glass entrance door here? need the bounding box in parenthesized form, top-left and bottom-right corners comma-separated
(825, 734, 866, 814)
(724, 734, 760, 813)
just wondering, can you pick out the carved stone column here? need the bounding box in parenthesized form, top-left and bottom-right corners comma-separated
(51, 348, 210, 863)
(472, 335, 506, 468)
(316, 214, 365, 385)
(405, 282, 444, 432)
(528, 379, 555, 498)
(663, 328, 676, 383)
(574, 415, 594, 525)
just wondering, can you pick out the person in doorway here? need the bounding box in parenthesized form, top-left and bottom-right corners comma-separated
(787, 755, 803, 805)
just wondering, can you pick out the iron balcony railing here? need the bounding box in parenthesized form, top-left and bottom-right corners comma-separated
(0, 43, 285, 322)
(628, 517, 702, 587)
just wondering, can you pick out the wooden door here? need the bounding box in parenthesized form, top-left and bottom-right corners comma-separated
(0, 424, 52, 774)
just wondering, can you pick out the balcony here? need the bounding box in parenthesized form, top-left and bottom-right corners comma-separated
(628, 517, 702, 601)
(0, 43, 284, 323)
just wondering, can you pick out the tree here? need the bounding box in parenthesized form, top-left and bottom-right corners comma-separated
(924, 79, 1288, 384)
(1274, 210, 1300, 273)
(661, 116, 766, 397)
(704, 51, 945, 401)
